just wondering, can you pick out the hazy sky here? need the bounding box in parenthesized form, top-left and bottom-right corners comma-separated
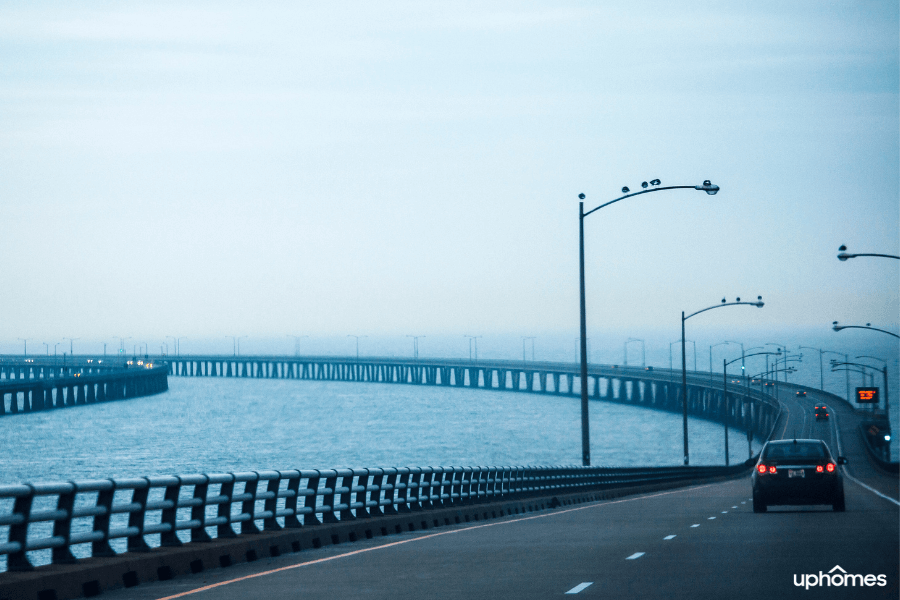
(2, 1, 897, 351)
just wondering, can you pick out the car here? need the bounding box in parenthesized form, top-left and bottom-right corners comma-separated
(796, 390, 807, 397)
(814, 404, 829, 420)
(751, 439, 847, 513)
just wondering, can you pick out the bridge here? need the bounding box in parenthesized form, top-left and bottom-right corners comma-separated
(0, 358, 169, 415)
(0, 356, 896, 599)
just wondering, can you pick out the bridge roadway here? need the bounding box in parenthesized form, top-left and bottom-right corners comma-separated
(100, 387, 898, 600)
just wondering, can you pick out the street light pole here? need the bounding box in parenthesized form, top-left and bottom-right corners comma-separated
(625, 338, 645, 367)
(464, 335, 481, 362)
(579, 180, 719, 466)
(670, 340, 695, 371)
(833, 322, 900, 339)
(348, 335, 366, 361)
(682, 297, 764, 465)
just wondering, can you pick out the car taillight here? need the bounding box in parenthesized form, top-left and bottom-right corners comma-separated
(768, 466, 777, 474)
(816, 465, 823, 473)
(826, 463, 835, 472)
(757, 464, 766, 474)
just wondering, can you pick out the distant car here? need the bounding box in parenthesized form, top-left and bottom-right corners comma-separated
(752, 439, 847, 513)
(814, 404, 829, 420)
(796, 390, 807, 397)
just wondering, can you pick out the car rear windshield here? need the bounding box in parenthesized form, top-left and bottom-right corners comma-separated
(763, 443, 827, 460)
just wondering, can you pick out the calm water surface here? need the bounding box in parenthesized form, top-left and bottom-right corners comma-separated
(0, 378, 760, 485)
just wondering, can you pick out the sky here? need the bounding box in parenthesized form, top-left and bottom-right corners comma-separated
(1, 1, 897, 358)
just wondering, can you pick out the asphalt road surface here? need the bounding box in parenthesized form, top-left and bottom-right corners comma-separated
(104, 388, 899, 600)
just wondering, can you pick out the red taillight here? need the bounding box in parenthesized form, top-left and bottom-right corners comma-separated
(757, 464, 766, 474)
(768, 466, 777, 474)
(816, 465, 824, 473)
(826, 463, 835, 472)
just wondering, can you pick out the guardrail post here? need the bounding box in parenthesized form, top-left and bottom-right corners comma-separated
(262, 473, 282, 531)
(127, 479, 152, 552)
(51, 484, 78, 564)
(321, 471, 339, 523)
(338, 471, 355, 520)
(91, 481, 117, 557)
(216, 475, 238, 538)
(303, 472, 321, 525)
(160, 478, 183, 547)
(240, 474, 261, 535)
(382, 469, 398, 515)
(6, 486, 35, 571)
(281, 471, 303, 528)
(189, 476, 212, 542)
(419, 468, 433, 509)
(354, 471, 370, 518)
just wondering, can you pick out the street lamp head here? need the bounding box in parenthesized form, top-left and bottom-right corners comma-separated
(755, 295, 764, 307)
(621, 186, 630, 194)
(578, 193, 585, 199)
(696, 180, 719, 195)
(837, 244, 851, 261)
(650, 179, 661, 186)
(832, 321, 841, 331)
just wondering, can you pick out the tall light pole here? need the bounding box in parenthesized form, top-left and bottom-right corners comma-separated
(464, 335, 481, 362)
(522, 337, 536, 364)
(579, 179, 719, 466)
(176, 337, 187, 356)
(625, 338, 645, 367)
(287, 335, 308, 357)
(63, 337, 79, 356)
(348, 335, 366, 361)
(837, 245, 900, 261)
(407, 335, 425, 360)
(16, 338, 29, 357)
(682, 296, 764, 465)
(799, 345, 831, 391)
(709, 341, 733, 381)
(42, 342, 49, 356)
(670, 340, 696, 371)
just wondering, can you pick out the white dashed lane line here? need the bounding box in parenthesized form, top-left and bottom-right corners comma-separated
(626, 552, 645, 560)
(691, 524, 700, 528)
(721, 511, 728, 514)
(732, 506, 738, 508)
(708, 516, 716, 520)
(565, 583, 593, 594)
(664, 535, 676, 540)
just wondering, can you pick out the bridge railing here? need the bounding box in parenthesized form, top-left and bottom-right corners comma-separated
(0, 462, 749, 572)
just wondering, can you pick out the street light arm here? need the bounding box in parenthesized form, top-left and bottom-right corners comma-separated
(684, 300, 764, 321)
(838, 252, 900, 261)
(582, 185, 706, 218)
(725, 351, 780, 367)
(832, 323, 900, 339)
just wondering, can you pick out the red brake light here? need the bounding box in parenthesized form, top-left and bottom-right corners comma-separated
(768, 466, 777, 474)
(816, 465, 823, 473)
(757, 464, 766, 474)
(826, 463, 835, 472)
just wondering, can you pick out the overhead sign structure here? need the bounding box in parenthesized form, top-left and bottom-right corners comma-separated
(855, 387, 880, 404)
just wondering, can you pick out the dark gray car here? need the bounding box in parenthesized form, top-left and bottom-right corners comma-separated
(751, 439, 847, 512)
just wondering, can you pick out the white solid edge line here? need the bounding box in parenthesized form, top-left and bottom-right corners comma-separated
(831, 408, 900, 507)
(690, 524, 700, 527)
(664, 535, 676, 540)
(626, 552, 645, 560)
(565, 582, 593, 594)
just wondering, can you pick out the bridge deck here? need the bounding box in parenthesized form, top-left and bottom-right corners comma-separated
(93, 385, 898, 600)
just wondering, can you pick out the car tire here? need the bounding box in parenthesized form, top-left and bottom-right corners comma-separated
(753, 493, 767, 513)
(832, 491, 846, 512)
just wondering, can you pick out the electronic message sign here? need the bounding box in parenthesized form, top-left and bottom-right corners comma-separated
(855, 387, 879, 404)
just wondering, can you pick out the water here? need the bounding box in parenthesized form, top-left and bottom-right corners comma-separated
(0, 378, 760, 485)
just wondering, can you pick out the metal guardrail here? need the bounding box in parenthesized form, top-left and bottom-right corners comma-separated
(858, 423, 898, 473)
(0, 463, 749, 572)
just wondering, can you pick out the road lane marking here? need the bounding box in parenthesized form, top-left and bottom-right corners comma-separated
(691, 524, 700, 527)
(707, 516, 716, 520)
(566, 583, 593, 594)
(721, 510, 728, 513)
(732, 505, 737, 508)
(664, 535, 676, 540)
(154, 482, 730, 599)
(626, 552, 645, 560)
(740, 501, 745, 504)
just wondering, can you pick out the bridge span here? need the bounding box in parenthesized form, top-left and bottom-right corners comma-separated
(164, 355, 782, 443)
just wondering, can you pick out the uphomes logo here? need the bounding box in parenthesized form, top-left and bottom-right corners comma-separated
(794, 565, 887, 589)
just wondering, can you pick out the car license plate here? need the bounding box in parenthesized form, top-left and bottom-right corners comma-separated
(788, 469, 805, 478)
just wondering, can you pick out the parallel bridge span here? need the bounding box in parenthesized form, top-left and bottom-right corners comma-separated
(166, 355, 782, 441)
